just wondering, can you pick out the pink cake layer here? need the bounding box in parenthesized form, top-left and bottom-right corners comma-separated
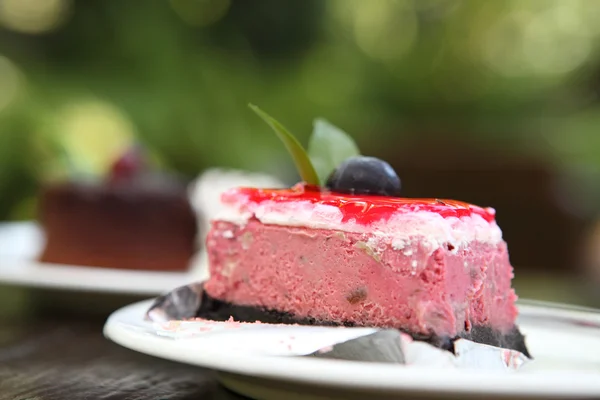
(204, 219, 518, 337)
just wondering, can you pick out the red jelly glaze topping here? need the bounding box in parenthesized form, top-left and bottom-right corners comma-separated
(229, 183, 496, 225)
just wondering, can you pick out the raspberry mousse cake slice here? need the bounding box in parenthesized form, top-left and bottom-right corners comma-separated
(196, 106, 530, 356)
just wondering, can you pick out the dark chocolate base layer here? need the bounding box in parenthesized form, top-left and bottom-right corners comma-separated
(197, 292, 531, 358)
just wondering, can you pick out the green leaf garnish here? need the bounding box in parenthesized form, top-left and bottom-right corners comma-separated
(308, 118, 360, 184)
(249, 104, 320, 185)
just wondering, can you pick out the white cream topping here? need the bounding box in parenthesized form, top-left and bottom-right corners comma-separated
(187, 168, 285, 278)
(188, 168, 285, 240)
(214, 194, 504, 250)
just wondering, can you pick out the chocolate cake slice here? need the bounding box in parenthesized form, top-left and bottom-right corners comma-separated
(39, 146, 198, 271)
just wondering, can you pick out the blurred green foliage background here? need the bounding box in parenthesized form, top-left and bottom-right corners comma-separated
(2, 0, 600, 303)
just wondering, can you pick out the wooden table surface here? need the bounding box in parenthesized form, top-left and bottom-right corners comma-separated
(0, 288, 249, 400)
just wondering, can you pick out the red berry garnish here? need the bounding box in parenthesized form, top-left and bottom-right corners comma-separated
(109, 145, 146, 182)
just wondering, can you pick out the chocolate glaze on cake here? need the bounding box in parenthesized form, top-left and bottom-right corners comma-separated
(39, 173, 198, 271)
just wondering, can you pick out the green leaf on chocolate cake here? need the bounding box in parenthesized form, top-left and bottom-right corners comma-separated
(308, 118, 360, 184)
(249, 104, 320, 185)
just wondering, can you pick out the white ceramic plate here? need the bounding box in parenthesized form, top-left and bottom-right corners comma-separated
(104, 299, 600, 399)
(0, 222, 200, 296)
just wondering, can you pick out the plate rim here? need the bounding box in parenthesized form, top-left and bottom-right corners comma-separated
(0, 260, 194, 296)
(0, 220, 202, 296)
(104, 299, 600, 398)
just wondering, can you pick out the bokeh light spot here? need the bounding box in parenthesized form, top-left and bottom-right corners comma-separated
(522, 7, 591, 76)
(0, 55, 21, 112)
(352, 0, 418, 64)
(0, 0, 71, 35)
(57, 99, 137, 176)
(555, 0, 600, 38)
(480, 11, 531, 77)
(481, 2, 592, 77)
(170, 0, 230, 27)
(330, 0, 418, 65)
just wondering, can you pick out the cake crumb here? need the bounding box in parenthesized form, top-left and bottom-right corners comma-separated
(346, 287, 368, 304)
(240, 231, 254, 250)
(334, 231, 347, 241)
(221, 260, 238, 277)
(392, 238, 407, 250)
(354, 241, 381, 262)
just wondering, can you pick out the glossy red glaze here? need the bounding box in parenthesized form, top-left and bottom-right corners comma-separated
(229, 183, 496, 225)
